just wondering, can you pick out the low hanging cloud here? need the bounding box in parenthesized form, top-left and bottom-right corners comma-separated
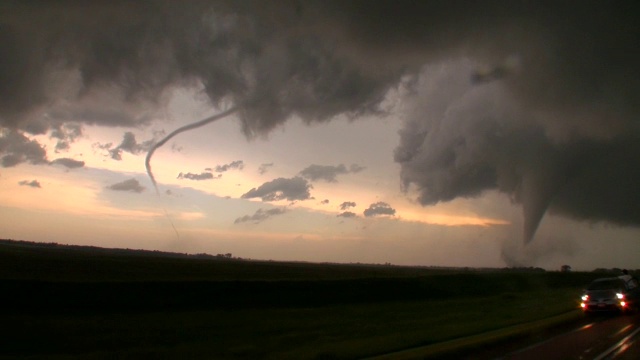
(299, 164, 366, 183)
(258, 163, 274, 175)
(339, 201, 357, 211)
(363, 202, 396, 217)
(234, 207, 287, 224)
(215, 160, 244, 172)
(106, 178, 145, 193)
(177, 171, 220, 181)
(108, 132, 155, 161)
(337, 211, 357, 218)
(0, 130, 84, 169)
(0, 131, 48, 167)
(18, 179, 41, 188)
(50, 123, 82, 152)
(241, 177, 312, 202)
(51, 158, 85, 169)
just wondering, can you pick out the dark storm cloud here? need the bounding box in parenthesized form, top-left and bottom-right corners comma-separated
(51, 158, 85, 169)
(241, 177, 312, 202)
(107, 178, 145, 193)
(394, 59, 640, 242)
(337, 211, 357, 218)
(234, 207, 287, 224)
(2, 1, 640, 241)
(258, 163, 274, 175)
(0, 0, 406, 135)
(0, 130, 48, 167)
(177, 171, 220, 181)
(299, 163, 365, 183)
(363, 202, 396, 217)
(215, 160, 244, 172)
(18, 179, 41, 188)
(339, 201, 356, 210)
(46, 107, 151, 128)
(1, 1, 638, 138)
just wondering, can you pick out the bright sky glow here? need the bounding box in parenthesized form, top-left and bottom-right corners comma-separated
(1, 86, 638, 271)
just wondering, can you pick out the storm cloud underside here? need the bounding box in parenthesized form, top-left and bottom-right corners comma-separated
(1, 1, 639, 242)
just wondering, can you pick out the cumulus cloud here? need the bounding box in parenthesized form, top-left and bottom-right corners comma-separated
(258, 163, 274, 175)
(299, 164, 365, 183)
(234, 207, 287, 224)
(363, 202, 396, 217)
(106, 178, 145, 193)
(177, 171, 220, 181)
(51, 158, 85, 169)
(320, 199, 329, 205)
(339, 201, 357, 211)
(2, 1, 639, 242)
(18, 179, 41, 188)
(215, 160, 244, 172)
(337, 211, 357, 218)
(241, 177, 312, 202)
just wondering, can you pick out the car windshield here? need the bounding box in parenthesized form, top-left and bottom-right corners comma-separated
(587, 279, 623, 291)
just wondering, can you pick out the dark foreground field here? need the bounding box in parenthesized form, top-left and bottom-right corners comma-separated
(0, 240, 599, 359)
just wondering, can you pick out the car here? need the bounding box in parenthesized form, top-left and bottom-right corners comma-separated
(580, 277, 640, 314)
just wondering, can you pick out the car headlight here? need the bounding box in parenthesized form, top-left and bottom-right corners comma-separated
(616, 293, 624, 299)
(581, 295, 589, 301)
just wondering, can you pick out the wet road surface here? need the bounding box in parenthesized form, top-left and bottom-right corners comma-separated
(495, 313, 640, 360)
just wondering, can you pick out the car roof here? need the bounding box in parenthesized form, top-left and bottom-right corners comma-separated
(587, 277, 626, 290)
(591, 277, 622, 282)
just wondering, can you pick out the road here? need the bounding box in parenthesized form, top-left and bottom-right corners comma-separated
(493, 313, 640, 360)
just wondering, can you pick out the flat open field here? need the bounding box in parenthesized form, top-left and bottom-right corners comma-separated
(0, 240, 599, 359)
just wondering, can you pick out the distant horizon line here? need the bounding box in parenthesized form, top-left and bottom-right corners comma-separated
(1, 238, 632, 274)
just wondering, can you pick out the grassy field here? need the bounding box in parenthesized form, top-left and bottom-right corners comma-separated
(0, 240, 599, 359)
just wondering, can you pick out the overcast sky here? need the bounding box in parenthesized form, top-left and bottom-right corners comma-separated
(1, 0, 639, 270)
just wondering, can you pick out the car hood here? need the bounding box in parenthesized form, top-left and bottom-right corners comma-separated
(586, 289, 618, 299)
